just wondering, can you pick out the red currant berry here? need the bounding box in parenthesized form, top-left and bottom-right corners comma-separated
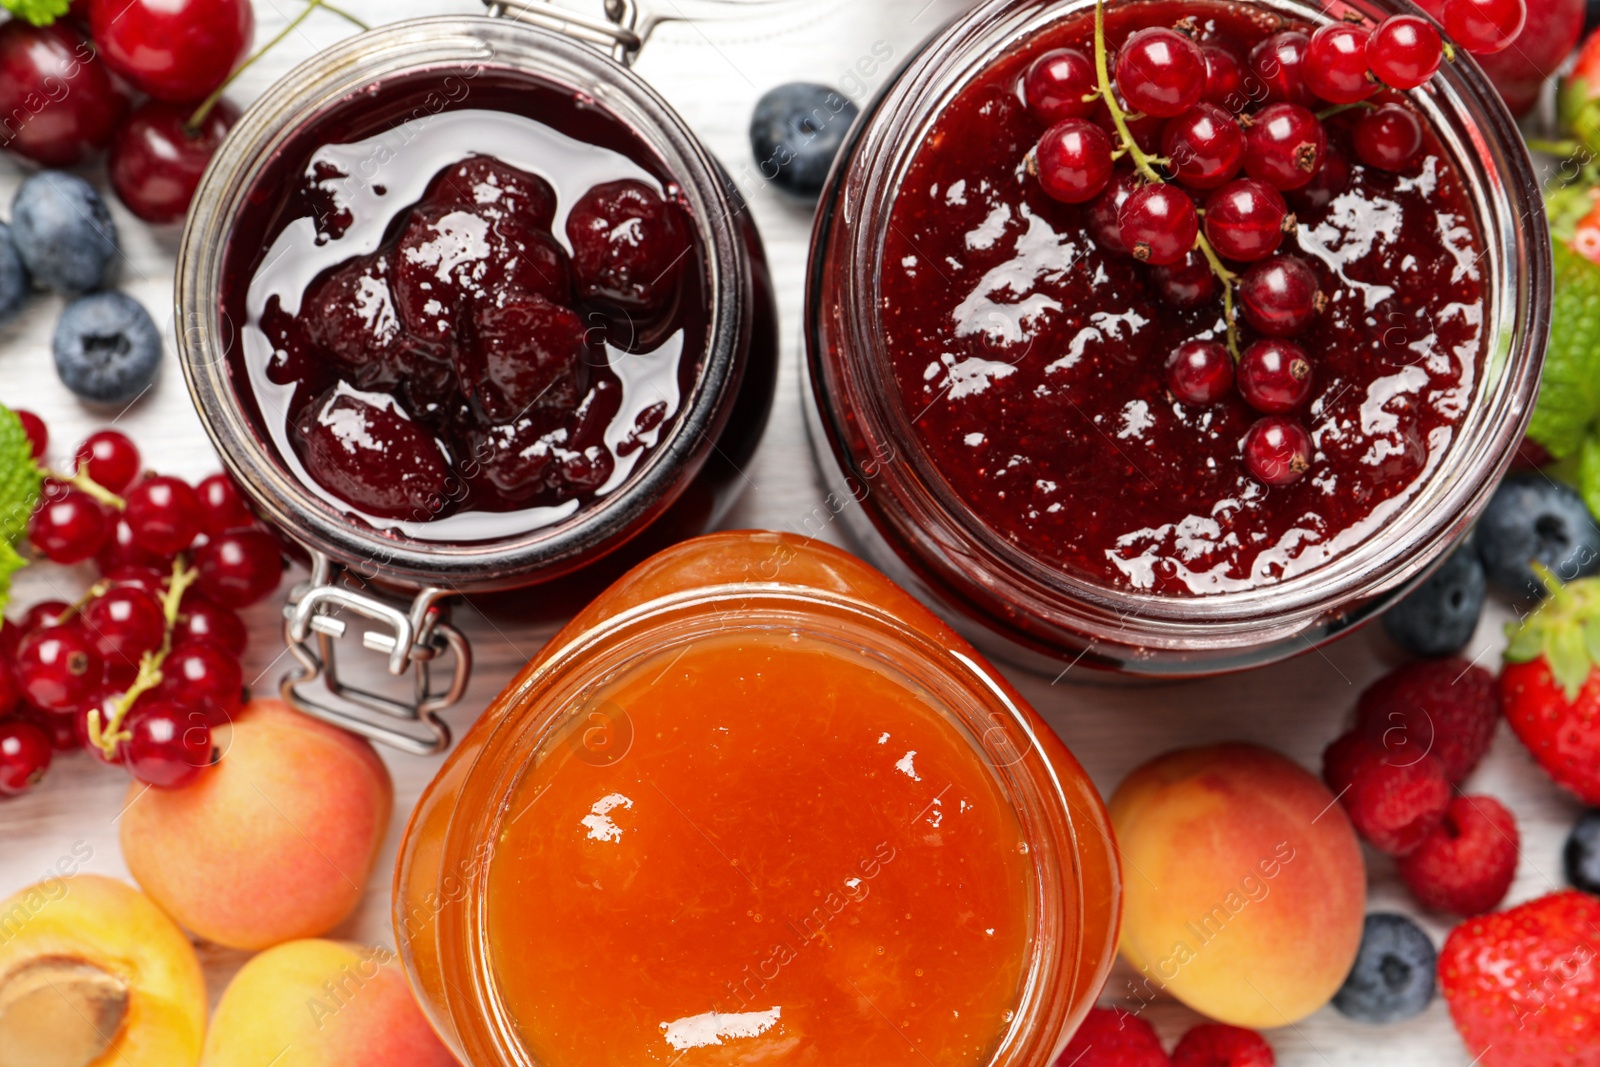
(74, 430, 141, 494)
(97, 516, 173, 574)
(28, 490, 110, 564)
(1238, 339, 1314, 413)
(1239, 255, 1324, 336)
(1441, 0, 1527, 54)
(89, 0, 254, 103)
(1354, 103, 1424, 171)
(0, 721, 51, 796)
(18, 601, 70, 636)
(81, 587, 166, 671)
(1367, 15, 1444, 89)
(20, 706, 78, 752)
(0, 620, 19, 660)
(125, 701, 213, 788)
(1244, 103, 1327, 190)
(0, 662, 18, 719)
(1204, 179, 1291, 262)
(1024, 47, 1099, 124)
(194, 529, 284, 609)
(1162, 103, 1246, 189)
(1201, 44, 1247, 108)
(1087, 171, 1139, 253)
(109, 98, 240, 224)
(1304, 23, 1375, 104)
(104, 565, 168, 599)
(156, 639, 243, 725)
(1243, 416, 1314, 485)
(1291, 141, 1352, 213)
(175, 593, 247, 657)
(195, 472, 255, 538)
(1116, 27, 1206, 117)
(1249, 31, 1315, 106)
(1149, 251, 1219, 308)
(124, 475, 203, 556)
(1119, 183, 1199, 265)
(15, 626, 102, 713)
(1034, 119, 1115, 204)
(0, 22, 130, 166)
(1166, 340, 1235, 405)
(14, 409, 47, 459)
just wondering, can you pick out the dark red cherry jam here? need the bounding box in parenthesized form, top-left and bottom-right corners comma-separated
(221, 71, 707, 540)
(882, 2, 1485, 596)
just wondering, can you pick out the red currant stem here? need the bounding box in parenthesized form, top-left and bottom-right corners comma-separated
(61, 579, 113, 623)
(1315, 101, 1374, 121)
(1193, 235, 1241, 359)
(1091, 0, 1164, 184)
(1442, 40, 1457, 63)
(87, 558, 199, 759)
(44, 466, 125, 510)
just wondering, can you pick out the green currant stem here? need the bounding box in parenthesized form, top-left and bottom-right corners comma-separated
(1527, 138, 1587, 158)
(1315, 101, 1375, 121)
(1194, 235, 1241, 359)
(43, 466, 124, 510)
(87, 558, 198, 758)
(1092, 0, 1164, 184)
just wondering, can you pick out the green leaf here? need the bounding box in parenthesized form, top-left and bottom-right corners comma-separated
(0, 0, 69, 25)
(0, 541, 22, 618)
(1529, 243, 1600, 459)
(1549, 622, 1593, 702)
(1506, 621, 1548, 663)
(0, 404, 41, 546)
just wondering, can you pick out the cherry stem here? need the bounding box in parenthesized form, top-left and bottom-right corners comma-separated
(43, 465, 124, 510)
(87, 558, 198, 759)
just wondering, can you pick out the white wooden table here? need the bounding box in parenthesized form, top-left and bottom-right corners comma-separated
(0, 1, 1583, 1064)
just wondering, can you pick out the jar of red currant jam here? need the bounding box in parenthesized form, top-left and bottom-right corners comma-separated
(806, 0, 1549, 676)
(394, 531, 1120, 1065)
(177, 2, 777, 748)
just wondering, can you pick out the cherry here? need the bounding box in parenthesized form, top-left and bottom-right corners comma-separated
(301, 252, 445, 390)
(566, 179, 690, 316)
(1238, 339, 1314, 413)
(1034, 119, 1115, 203)
(89, 0, 254, 103)
(1162, 104, 1245, 189)
(1290, 141, 1352, 212)
(1354, 103, 1424, 171)
(293, 391, 453, 522)
(1087, 172, 1139, 253)
(422, 156, 558, 233)
(1441, 0, 1527, 54)
(195, 472, 254, 537)
(125, 701, 213, 788)
(0, 721, 51, 797)
(0, 21, 130, 166)
(1243, 416, 1314, 485)
(1115, 27, 1206, 117)
(1119, 184, 1198, 266)
(1201, 44, 1247, 108)
(1204, 179, 1292, 262)
(18, 601, 70, 636)
(15, 409, 47, 459)
(155, 639, 242, 725)
(74, 430, 141, 494)
(81, 586, 166, 671)
(109, 98, 240, 224)
(194, 529, 283, 609)
(1249, 31, 1315, 106)
(124, 475, 203, 556)
(96, 516, 173, 573)
(1367, 15, 1444, 89)
(174, 593, 247, 657)
(1239, 256, 1323, 336)
(1149, 251, 1218, 308)
(1166, 340, 1235, 405)
(28, 489, 109, 564)
(15, 626, 102, 713)
(1243, 103, 1327, 190)
(460, 292, 594, 424)
(1304, 24, 1375, 105)
(1024, 47, 1099, 124)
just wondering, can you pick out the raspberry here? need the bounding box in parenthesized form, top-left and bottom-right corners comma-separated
(1171, 1023, 1274, 1067)
(1356, 659, 1500, 784)
(1323, 730, 1451, 855)
(1054, 1007, 1168, 1067)
(1398, 794, 1518, 915)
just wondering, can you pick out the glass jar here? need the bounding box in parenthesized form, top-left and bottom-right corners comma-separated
(805, 0, 1549, 677)
(394, 531, 1120, 1065)
(177, 7, 777, 749)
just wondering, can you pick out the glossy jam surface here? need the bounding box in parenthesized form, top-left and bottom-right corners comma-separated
(223, 70, 706, 542)
(882, 3, 1486, 596)
(485, 631, 1032, 1066)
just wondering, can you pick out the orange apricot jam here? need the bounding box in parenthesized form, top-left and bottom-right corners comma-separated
(395, 532, 1119, 1066)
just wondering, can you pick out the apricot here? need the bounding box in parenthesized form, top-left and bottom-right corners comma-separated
(200, 939, 456, 1067)
(120, 699, 393, 950)
(0, 874, 205, 1067)
(1109, 742, 1366, 1028)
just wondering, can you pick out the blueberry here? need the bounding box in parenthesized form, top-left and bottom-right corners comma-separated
(1332, 913, 1437, 1024)
(54, 291, 162, 405)
(0, 223, 27, 326)
(1383, 541, 1487, 657)
(1567, 810, 1600, 896)
(1476, 473, 1600, 596)
(750, 83, 860, 197)
(12, 171, 120, 294)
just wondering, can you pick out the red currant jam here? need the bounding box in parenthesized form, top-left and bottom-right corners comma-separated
(882, 2, 1485, 596)
(221, 71, 709, 541)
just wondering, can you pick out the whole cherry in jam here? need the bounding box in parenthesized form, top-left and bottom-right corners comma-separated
(304, 252, 446, 390)
(1239, 255, 1322, 336)
(1166, 340, 1234, 405)
(294, 391, 453, 521)
(1024, 47, 1099, 123)
(89, 0, 254, 103)
(1204, 179, 1291, 263)
(1237, 339, 1314, 413)
(1119, 184, 1198, 265)
(460, 292, 594, 424)
(1035, 119, 1115, 204)
(1354, 103, 1424, 171)
(109, 99, 240, 224)
(0, 21, 130, 166)
(1115, 27, 1205, 117)
(1244, 104, 1326, 191)
(1162, 104, 1245, 189)
(422, 155, 558, 232)
(566, 179, 690, 318)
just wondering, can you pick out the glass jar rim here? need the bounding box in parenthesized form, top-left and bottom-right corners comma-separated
(805, 0, 1550, 651)
(177, 15, 753, 592)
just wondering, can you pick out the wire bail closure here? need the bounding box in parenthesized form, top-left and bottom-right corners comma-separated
(483, 0, 647, 64)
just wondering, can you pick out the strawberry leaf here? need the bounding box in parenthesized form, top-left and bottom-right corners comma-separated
(0, 0, 70, 26)
(1504, 569, 1600, 702)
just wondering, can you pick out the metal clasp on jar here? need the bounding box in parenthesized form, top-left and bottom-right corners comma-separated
(281, 551, 471, 755)
(483, 0, 797, 65)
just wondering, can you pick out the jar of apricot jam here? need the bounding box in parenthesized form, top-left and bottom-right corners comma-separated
(177, 6, 777, 748)
(806, 0, 1549, 676)
(393, 531, 1119, 1065)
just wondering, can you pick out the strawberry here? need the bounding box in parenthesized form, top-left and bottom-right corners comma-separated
(1501, 572, 1600, 804)
(1055, 1007, 1169, 1067)
(1356, 659, 1501, 784)
(1563, 26, 1600, 157)
(1439, 891, 1600, 1067)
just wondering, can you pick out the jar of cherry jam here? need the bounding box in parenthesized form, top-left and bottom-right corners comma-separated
(177, 3, 777, 748)
(806, 0, 1549, 677)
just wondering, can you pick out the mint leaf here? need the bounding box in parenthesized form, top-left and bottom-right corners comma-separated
(0, 404, 41, 546)
(0, 0, 69, 25)
(1529, 242, 1600, 459)
(0, 542, 22, 614)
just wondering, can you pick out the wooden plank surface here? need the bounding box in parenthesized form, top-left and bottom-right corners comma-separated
(0, 1, 1577, 1063)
